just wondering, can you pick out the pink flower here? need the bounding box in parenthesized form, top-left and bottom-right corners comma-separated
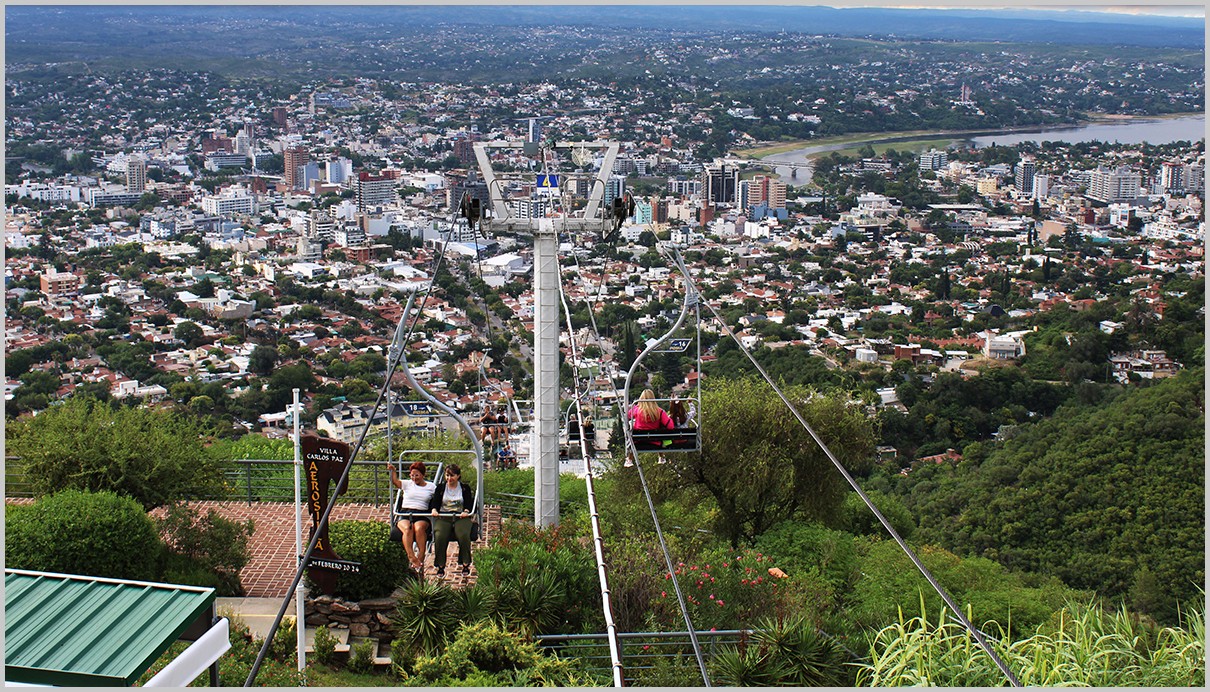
(690, 565, 697, 571)
(661, 591, 666, 598)
(710, 627, 717, 632)
(723, 562, 729, 568)
(741, 579, 749, 585)
(710, 577, 716, 583)
(717, 600, 724, 606)
(709, 594, 715, 600)
(665, 573, 672, 580)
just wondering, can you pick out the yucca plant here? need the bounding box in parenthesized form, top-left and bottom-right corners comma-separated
(457, 581, 496, 623)
(708, 643, 792, 686)
(751, 614, 850, 686)
(507, 571, 567, 639)
(390, 578, 460, 655)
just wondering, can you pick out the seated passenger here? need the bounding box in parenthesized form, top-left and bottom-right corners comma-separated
(628, 388, 674, 432)
(428, 463, 475, 577)
(496, 442, 516, 469)
(388, 460, 436, 572)
(582, 416, 596, 449)
(668, 398, 689, 428)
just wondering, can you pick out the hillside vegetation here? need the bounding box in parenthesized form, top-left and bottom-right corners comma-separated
(894, 368, 1205, 624)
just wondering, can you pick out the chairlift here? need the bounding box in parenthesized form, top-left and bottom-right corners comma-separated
(621, 243, 703, 454)
(386, 286, 485, 528)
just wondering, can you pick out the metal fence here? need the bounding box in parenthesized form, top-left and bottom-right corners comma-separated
(5, 459, 585, 517)
(536, 629, 752, 684)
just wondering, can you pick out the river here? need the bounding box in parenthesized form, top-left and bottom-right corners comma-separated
(768, 114, 1206, 184)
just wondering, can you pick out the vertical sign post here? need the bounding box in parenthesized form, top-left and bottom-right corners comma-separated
(292, 389, 305, 670)
(300, 435, 358, 595)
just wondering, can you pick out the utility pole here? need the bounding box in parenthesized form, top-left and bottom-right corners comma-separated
(472, 139, 618, 526)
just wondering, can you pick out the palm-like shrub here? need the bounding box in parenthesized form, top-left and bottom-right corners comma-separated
(391, 579, 460, 656)
(751, 615, 851, 686)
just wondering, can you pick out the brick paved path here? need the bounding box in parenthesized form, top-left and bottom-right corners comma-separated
(191, 501, 502, 597)
(4, 498, 501, 597)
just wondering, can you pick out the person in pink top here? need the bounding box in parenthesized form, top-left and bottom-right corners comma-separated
(628, 388, 674, 431)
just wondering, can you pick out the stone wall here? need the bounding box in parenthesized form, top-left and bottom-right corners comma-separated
(305, 594, 398, 640)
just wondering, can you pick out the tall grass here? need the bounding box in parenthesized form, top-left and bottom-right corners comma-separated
(855, 599, 1205, 686)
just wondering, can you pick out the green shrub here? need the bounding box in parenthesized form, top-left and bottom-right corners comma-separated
(5, 489, 163, 581)
(633, 654, 708, 686)
(6, 396, 224, 509)
(156, 502, 253, 596)
(409, 620, 588, 685)
(836, 489, 916, 539)
(856, 599, 1205, 686)
(750, 615, 851, 686)
(389, 637, 419, 679)
(266, 617, 298, 665)
(347, 638, 375, 674)
(754, 521, 859, 590)
(472, 520, 601, 635)
(317, 520, 410, 601)
(312, 625, 339, 667)
(137, 618, 304, 687)
(391, 578, 460, 655)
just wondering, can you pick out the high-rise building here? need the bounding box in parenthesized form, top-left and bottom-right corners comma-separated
(125, 157, 147, 194)
(1015, 158, 1036, 196)
(634, 200, 653, 225)
(1088, 167, 1142, 203)
(745, 175, 786, 211)
(355, 172, 397, 211)
(654, 198, 669, 224)
(308, 209, 336, 242)
(604, 175, 626, 210)
(453, 137, 476, 166)
(325, 157, 353, 185)
(1032, 173, 1051, 200)
(271, 107, 289, 129)
(1160, 162, 1184, 193)
(283, 147, 309, 191)
(526, 118, 542, 144)
(919, 150, 948, 171)
(703, 162, 738, 205)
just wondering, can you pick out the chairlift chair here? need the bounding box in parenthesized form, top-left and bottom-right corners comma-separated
(622, 243, 704, 454)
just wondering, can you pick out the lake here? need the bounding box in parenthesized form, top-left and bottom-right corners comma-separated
(769, 114, 1206, 183)
(968, 114, 1205, 148)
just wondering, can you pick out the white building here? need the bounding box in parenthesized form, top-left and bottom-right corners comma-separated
(200, 188, 256, 217)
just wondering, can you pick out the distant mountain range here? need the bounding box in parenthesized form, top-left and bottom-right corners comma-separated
(6, 5, 1204, 51)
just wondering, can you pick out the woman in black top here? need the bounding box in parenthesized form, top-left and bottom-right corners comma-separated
(428, 463, 476, 577)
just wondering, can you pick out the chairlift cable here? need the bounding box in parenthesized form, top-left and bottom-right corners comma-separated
(562, 247, 713, 687)
(244, 228, 455, 686)
(678, 267, 1023, 688)
(556, 274, 626, 687)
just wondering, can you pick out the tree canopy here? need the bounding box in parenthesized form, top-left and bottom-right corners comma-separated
(6, 396, 224, 509)
(660, 377, 876, 546)
(896, 368, 1204, 624)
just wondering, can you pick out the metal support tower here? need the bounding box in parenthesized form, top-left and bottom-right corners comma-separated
(472, 140, 618, 527)
(533, 219, 560, 526)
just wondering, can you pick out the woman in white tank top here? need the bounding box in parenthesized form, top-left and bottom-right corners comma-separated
(389, 460, 436, 571)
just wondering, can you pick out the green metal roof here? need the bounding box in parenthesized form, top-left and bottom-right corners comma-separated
(4, 569, 217, 687)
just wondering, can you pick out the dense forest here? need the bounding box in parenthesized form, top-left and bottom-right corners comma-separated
(890, 368, 1204, 625)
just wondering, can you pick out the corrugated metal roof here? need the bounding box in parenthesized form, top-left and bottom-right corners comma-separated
(4, 569, 216, 687)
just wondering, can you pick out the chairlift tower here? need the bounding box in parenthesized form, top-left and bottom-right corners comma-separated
(472, 139, 619, 527)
